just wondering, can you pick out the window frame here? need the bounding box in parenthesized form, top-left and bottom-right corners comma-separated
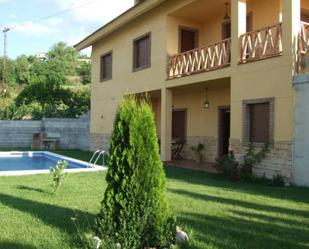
(100, 51, 113, 82)
(243, 97, 274, 147)
(133, 32, 151, 72)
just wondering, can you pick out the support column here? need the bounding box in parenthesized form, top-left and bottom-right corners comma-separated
(160, 88, 172, 161)
(231, 0, 247, 68)
(280, 0, 300, 71)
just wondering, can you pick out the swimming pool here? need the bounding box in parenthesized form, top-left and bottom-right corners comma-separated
(0, 151, 107, 176)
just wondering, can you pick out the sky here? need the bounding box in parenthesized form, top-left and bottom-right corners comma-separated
(0, 0, 134, 59)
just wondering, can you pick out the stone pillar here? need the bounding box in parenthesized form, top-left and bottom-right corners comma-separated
(160, 88, 172, 161)
(231, 0, 247, 67)
(280, 0, 300, 71)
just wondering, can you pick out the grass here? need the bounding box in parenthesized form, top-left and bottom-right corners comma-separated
(0, 149, 308, 248)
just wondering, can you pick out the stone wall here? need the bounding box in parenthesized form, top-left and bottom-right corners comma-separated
(90, 133, 111, 152)
(293, 75, 309, 186)
(182, 136, 218, 162)
(0, 114, 90, 150)
(229, 138, 293, 181)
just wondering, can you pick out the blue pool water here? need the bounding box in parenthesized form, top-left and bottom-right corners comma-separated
(0, 153, 87, 171)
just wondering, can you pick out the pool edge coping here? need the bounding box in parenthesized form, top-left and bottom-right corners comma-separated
(0, 151, 107, 176)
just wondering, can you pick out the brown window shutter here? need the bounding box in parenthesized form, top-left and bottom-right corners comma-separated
(249, 103, 270, 143)
(134, 34, 150, 69)
(222, 21, 231, 40)
(101, 52, 112, 81)
(246, 12, 253, 32)
(180, 29, 197, 53)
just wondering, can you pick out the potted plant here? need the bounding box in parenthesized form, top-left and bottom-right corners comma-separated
(191, 143, 204, 163)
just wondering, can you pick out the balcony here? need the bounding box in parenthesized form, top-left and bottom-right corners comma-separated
(240, 23, 282, 63)
(167, 39, 231, 80)
(297, 21, 309, 73)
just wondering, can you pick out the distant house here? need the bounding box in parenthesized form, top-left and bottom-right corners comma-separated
(35, 52, 48, 61)
(75, 0, 309, 186)
(77, 58, 91, 64)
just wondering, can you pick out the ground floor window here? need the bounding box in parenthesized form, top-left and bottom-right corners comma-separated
(243, 98, 274, 145)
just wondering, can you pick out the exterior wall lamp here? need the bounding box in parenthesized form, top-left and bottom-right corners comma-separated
(204, 88, 210, 109)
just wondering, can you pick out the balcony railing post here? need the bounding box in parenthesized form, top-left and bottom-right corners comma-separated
(280, 0, 300, 73)
(231, 0, 247, 67)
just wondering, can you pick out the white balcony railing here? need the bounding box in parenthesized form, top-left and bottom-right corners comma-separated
(240, 23, 282, 63)
(167, 39, 231, 79)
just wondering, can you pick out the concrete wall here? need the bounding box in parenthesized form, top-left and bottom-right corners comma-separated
(293, 75, 309, 187)
(0, 114, 90, 150)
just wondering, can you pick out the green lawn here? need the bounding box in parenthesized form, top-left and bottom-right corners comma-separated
(0, 150, 308, 249)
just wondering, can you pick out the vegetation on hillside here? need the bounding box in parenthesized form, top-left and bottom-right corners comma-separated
(0, 42, 91, 119)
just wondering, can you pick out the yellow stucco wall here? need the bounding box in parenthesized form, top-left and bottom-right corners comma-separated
(90, 0, 299, 155)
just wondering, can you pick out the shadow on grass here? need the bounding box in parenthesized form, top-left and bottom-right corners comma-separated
(16, 185, 52, 194)
(0, 241, 37, 249)
(0, 193, 95, 246)
(169, 188, 309, 219)
(178, 211, 309, 249)
(165, 166, 309, 204)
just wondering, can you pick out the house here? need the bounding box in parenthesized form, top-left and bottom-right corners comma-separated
(75, 0, 309, 186)
(35, 52, 48, 61)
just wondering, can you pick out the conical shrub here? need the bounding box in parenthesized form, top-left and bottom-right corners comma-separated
(96, 97, 176, 249)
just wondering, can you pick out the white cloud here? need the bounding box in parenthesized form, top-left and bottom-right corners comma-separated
(14, 22, 54, 36)
(11, 17, 63, 37)
(47, 17, 63, 26)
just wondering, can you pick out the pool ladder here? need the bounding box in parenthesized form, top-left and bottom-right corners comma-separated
(88, 150, 108, 167)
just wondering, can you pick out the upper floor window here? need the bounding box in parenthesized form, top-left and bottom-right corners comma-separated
(222, 21, 231, 40)
(179, 27, 199, 53)
(133, 33, 151, 71)
(100, 51, 112, 81)
(301, 9, 309, 23)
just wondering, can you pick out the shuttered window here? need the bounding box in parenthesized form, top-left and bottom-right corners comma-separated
(100, 52, 112, 81)
(180, 29, 198, 53)
(133, 33, 151, 70)
(222, 21, 231, 40)
(249, 103, 270, 143)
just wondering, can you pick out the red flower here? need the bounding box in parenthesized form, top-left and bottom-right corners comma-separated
(232, 162, 239, 170)
(243, 164, 253, 174)
(231, 172, 241, 181)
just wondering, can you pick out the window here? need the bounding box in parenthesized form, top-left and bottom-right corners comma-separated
(100, 52, 112, 81)
(133, 33, 151, 71)
(247, 12, 253, 32)
(301, 9, 309, 23)
(172, 110, 187, 140)
(249, 103, 270, 143)
(222, 21, 231, 40)
(179, 27, 199, 53)
(243, 98, 274, 145)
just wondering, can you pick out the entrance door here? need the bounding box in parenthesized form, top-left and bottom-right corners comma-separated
(219, 107, 230, 156)
(172, 110, 186, 140)
(180, 28, 198, 53)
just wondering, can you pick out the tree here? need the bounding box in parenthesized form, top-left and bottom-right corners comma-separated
(47, 42, 78, 76)
(96, 97, 176, 249)
(15, 55, 30, 84)
(0, 56, 17, 86)
(77, 61, 91, 84)
(29, 59, 68, 86)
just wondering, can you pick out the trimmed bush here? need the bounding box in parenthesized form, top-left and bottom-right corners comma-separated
(96, 97, 176, 248)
